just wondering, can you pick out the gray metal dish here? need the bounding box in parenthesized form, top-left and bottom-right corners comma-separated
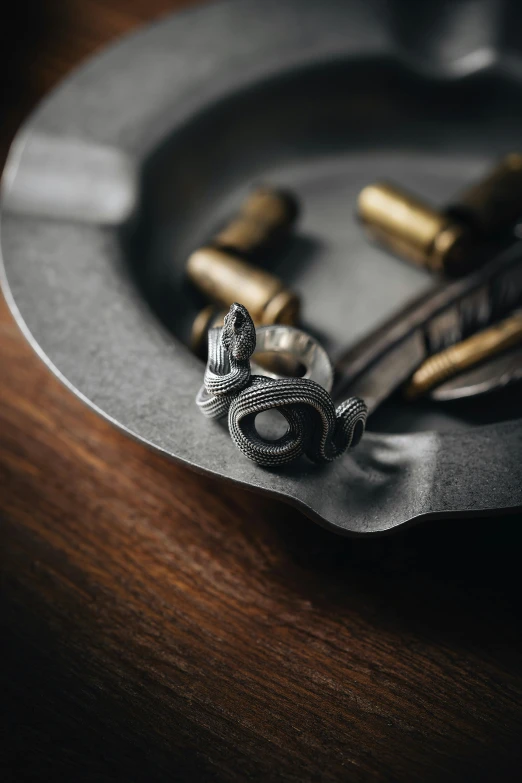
(1, 0, 521, 534)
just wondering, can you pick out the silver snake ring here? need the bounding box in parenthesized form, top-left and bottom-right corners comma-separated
(196, 303, 367, 466)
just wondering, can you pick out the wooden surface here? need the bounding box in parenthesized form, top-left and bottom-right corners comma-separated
(2, 3, 522, 781)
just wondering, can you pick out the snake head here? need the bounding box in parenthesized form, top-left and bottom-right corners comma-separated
(221, 303, 256, 360)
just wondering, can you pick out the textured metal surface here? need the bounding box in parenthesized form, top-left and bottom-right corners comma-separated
(1, 0, 522, 533)
(197, 304, 367, 465)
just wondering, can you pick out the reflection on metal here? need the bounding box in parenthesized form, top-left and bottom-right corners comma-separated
(405, 312, 522, 399)
(187, 246, 300, 326)
(2, 132, 137, 225)
(252, 324, 334, 390)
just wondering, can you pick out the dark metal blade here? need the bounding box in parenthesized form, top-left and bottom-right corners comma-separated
(334, 240, 522, 414)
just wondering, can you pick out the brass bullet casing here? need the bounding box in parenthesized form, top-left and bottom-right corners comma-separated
(404, 311, 522, 399)
(186, 246, 300, 326)
(213, 186, 299, 258)
(240, 186, 299, 226)
(447, 153, 522, 236)
(357, 182, 472, 275)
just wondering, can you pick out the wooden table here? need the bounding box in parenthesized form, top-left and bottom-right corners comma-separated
(2, 3, 522, 780)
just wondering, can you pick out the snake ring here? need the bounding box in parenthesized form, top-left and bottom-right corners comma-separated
(196, 303, 367, 466)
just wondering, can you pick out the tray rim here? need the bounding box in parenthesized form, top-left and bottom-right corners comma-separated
(1, 0, 521, 535)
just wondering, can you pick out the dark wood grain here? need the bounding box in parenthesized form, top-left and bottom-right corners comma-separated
(2, 3, 522, 781)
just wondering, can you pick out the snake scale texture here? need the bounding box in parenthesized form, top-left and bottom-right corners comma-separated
(196, 303, 367, 466)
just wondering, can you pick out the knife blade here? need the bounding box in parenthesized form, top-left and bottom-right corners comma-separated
(334, 240, 522, 414)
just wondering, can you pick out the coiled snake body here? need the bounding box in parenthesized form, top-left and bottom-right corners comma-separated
(196, 303, 367, 466)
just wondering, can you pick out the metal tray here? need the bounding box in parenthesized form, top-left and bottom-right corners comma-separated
(1, 0, 521, 534)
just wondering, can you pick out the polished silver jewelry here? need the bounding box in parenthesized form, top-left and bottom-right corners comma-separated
(251, 324, 334, 391)
(196, 303, 367, 466)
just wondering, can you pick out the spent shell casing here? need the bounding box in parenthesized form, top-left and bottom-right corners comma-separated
(447, 153, 522, 236)
(186, 246, 300, 326)
(213, 186, 299, 258)
(357, 182, 472, 275)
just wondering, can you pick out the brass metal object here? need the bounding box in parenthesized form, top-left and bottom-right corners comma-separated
(358, 154, 522, 275)
(213, 216, 273, 256)
(404, 312, 522, 400)
(448, 153, 522, 235)
(429, 346, 522, 401)
(213, 186, 299, 257)
(188, 187, 300, 355)
(187, 246, 300, 326)
(357, 182, 471, 275)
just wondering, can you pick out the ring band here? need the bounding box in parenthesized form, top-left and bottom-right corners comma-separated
(196, 303, 366, 466)
(251, 325, 334, 391)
